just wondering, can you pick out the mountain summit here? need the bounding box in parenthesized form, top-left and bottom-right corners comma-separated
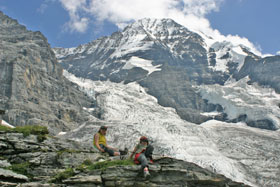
(54, 18, 280, 130)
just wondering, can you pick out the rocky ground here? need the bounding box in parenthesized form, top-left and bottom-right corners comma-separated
(0, 128, 249, 187)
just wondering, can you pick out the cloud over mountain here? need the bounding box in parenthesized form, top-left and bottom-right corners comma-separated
(58, 0, 261, 55)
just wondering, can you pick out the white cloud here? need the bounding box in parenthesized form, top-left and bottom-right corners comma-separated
(59, 0, 261, 55)
(63, 15, 89, 33)
(277, 51, 280, 55)
(59, 0, 89, 33)
(85, 0, 222, 29)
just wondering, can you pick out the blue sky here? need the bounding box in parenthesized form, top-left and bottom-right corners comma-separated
(0, 0, 279, 55)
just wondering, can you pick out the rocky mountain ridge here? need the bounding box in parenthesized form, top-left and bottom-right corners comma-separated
(54, 18, 280, 130)
(0, 11, 95, 134)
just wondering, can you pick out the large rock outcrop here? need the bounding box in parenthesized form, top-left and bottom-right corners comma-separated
(0, 129, 249, 187)
(234, 55, 280, 93)
(0, 11, 95, 134)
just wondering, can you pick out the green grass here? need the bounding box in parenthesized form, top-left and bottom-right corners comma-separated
(7, 162, 33, 178)
(87, 159, 134, 171)
(0, 125, 13, 131)
(0, 125, 49, 142)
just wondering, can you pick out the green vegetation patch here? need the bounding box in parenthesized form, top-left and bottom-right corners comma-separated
(87, 159, 134, 171)
(7, 162, 33, 178)
(76, 159, 135, 173)
(0, 125, 13, 131)
(0, 125, 49, 142)
(14, 125, 49, 137)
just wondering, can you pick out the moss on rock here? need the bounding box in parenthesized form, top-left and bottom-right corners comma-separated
(0, 125, 49, 142)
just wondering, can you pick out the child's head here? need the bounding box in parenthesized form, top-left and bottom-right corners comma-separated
(140, 136, 149, 145)
(99, 126, 108, 135)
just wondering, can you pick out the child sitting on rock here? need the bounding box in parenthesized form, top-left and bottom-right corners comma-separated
(130, 136, 154, 178)
(93, 126, 128, 156)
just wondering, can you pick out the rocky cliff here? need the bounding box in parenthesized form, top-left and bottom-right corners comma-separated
(233, 55, 280, 93)
(0, 128, 249, 187)
(0, 11, 95, 134)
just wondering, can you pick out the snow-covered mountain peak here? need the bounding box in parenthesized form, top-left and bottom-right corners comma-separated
(123, 18, 193, 42)
(128, 18, 183, 32)
(206, 41, 249, 72)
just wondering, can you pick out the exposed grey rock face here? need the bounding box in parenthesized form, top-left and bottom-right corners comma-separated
(54, 18, 280, 129)
(0, 11, 95, 134)
(234, 55, 280, 93)
(0, 130, 250, 187)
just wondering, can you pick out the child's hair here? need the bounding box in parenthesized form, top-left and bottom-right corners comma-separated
(98, 126, 108, 133)
(140, 136, 149, 144)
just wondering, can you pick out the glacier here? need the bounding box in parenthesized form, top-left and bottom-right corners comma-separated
(60, 71, 280, 187)
(197, 76, 280, 130)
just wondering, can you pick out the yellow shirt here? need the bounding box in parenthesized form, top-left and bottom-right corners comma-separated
(93, 132, 107, 147)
